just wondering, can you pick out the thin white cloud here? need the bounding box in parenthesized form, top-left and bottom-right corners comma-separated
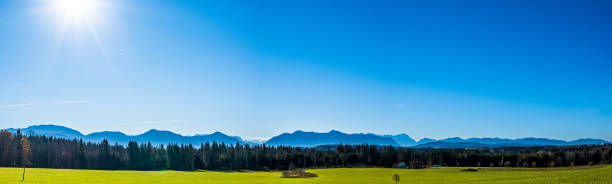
(54, 99, 97, 104)
(1, 99, 97, 108)
(0, 103, 33, 108)
(122, 120, 186, 125)
(245, 137, 270, 143)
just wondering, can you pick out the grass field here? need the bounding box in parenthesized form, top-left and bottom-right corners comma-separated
(1, 165, 611, 184)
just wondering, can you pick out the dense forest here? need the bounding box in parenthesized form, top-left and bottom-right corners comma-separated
(1, 130, 611, 171)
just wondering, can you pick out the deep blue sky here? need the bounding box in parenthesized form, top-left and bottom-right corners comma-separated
(1, 0, 611, 141)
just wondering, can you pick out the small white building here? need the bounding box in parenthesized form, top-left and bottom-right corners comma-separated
(394, 162, 406, 168)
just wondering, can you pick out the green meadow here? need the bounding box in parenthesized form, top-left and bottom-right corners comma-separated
(1, 165, 611, 184)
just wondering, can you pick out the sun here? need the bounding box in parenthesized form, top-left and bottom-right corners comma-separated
(58, 0, 94, 18)
(38, 0, 113, 65)
(47, 0, 101, 22)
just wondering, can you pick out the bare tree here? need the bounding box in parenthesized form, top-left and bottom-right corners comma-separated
(393, 174, 400, 184)
(20, 137, 31, 182)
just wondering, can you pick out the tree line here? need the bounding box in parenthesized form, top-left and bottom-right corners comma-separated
(0, 130, 611, 171)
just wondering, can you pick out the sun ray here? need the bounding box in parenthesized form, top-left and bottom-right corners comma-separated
(85, 19, 116, 72)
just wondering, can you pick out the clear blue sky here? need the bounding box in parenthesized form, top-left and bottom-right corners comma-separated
(1, 0, 611, 141)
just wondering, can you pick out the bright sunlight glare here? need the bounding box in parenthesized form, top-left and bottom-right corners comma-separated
(60, 0, 93, 17)
(53, 0, 97, 21)
(39, 0, 113, 67)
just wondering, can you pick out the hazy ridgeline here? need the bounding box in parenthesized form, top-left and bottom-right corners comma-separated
(1, 130, 611, 171)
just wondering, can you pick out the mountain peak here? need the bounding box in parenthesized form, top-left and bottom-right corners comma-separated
(328, 130, 343, 134)
(27, 124, 66, 128)
(417, 138, 437, 144)
(27, 124, 81, 133)
(141, 129, 184, 139)
(210, 132, 227, 136)
(144, 129, 171, 134)
(385, 134, 417, 147)
(87, 131, 126, 136)
(443, 137, 464, 142)
(11, 124, 85, 138)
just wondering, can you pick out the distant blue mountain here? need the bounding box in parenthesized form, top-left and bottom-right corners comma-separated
(413, 141, 489, 149)
(5, 124, 245, 146)
(383, 134, 417, 147)
(417, 138, 437, 145)
(86, 131, 131, 143)
(441, 137, 465, 143)
(413, 137, 610, 148)
(265, 130, 400, 147)
(7, 125, 84, 140)
(3, 124, 609, 148)
(568, 138, 610, 145)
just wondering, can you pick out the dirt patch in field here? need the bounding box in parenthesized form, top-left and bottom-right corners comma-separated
(281, 169, 318, 178)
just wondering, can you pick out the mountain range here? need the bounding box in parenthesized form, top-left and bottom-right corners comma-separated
(3, 124, 610, 148)
(266, 130, 399, 147)
(5, 125, 248, 146)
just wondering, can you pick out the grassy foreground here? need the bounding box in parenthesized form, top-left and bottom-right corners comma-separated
(1, 165, 611, 184)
